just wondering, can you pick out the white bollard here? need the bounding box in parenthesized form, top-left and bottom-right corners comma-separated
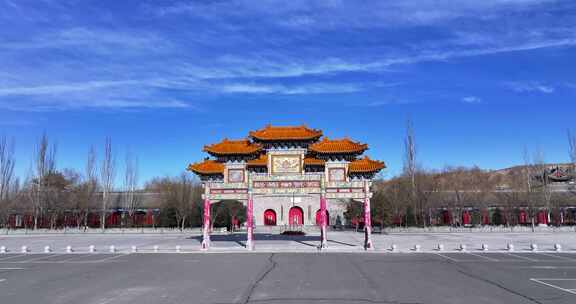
(153, 245, 159, 253)
(507, 243, 514, 252)
(390, 244, 397, 252)
(530, 243, 538, 252)
(44, 246, 52, 253)
(0, 246, 6, 253)
(89, 245, 96, 253)
(176, 245, 181, 253)
(459, 244, 467, 252)
(554, 244, 562, 252)
(437, 244, 444, 251)
(131, 246, 138, 253)
(413, 244, 421, 252)
(21, 245, 28, 253)
(481, 244, 489, 251)
(66, 245, 73, 253)
(109, 245, 116, 253)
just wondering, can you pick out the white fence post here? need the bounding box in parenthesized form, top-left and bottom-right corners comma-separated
(507, 243, 514, 252)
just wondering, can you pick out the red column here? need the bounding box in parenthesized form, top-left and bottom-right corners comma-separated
(201, 198, 211, 250)
(364, 181, 373, 250)
(320, 194, 328, 249)
(246, 192, 254, 250)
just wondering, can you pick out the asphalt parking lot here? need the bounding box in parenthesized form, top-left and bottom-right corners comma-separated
(1, 252, 575, 304)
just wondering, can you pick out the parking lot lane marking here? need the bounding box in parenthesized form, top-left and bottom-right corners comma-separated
(89, 254, 129, 263)
(433, 253, 461, 262)
(530, 278, 576, 295)
(0, 268, 26, 270)
(54, 254, 93, 263)
(466, 252, 499, 262)
(0, 279, 5, 282)
(530, 266, 558, 269)
(507, 253, 538, 262)
(18, 254, 59, 263)
(0, 254, 27, 261)
(536, 253, 576, 261)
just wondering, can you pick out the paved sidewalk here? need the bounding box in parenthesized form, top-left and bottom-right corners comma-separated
(1, 230, 575, 253)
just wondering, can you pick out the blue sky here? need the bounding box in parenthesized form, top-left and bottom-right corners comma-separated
(0, 0, 575, 185)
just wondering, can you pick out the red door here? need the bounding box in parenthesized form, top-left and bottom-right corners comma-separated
(264, 209, 277, 226)
(519, 210, 527, 224)
(442, 210, 452, 225)
(289, 207, 304, 225)
(462, 211, 471, 226)
(537, 210, 548, 225)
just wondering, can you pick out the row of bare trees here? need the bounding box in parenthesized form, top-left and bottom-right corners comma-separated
(0, 131, 244, 230)
(362, 124, 576, 228)
(0, 132, 150, 229)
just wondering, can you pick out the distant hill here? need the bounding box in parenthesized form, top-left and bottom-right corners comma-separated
(382, 163, 575, 191)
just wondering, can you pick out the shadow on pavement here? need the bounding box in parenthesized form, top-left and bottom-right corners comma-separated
(187, 233, 321, 243)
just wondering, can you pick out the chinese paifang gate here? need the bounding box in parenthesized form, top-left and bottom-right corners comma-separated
(187, 125, 385, 250)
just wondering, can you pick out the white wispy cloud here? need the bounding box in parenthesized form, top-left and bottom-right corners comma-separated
(462, 96, 483, 103)
(0, 28, 172, 54)
(0, 80, 138, 97)
(1, 0, 574, 112)
(0, 118, 35, 126)
(220, 83, 363, 95)
(0, 98, 191, 112)
(176, 37, 576, 80)
(504, 81, 556, 94)
(153, 0, 559, 29)
(0, 79, 193, 111)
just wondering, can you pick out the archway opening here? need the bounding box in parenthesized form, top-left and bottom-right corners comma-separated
(210, 200, 246, 232)
(288, 206, 304, 226)
(263, 209, 277, 226)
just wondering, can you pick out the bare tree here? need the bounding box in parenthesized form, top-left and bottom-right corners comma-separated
(523, 147, 537, 231)
(569, 129, 576, 171)
(0, 135, 15, 202)
(30, 133, 57, 229)
(71, 146, 98, 229)
(533, 148, 552, 225)
(123, 150, 140, 227)
(147, 174, 200, 230)
(403, 118, 418, 225)
(0, 135, 16, 227)
(100, 137, 115, 230)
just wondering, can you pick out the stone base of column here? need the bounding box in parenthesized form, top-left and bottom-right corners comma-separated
(201, 235, 210, 251)
(320, 226, 328, 249)
(246, 227, 255, 251)
(364, 227, 374, 251)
